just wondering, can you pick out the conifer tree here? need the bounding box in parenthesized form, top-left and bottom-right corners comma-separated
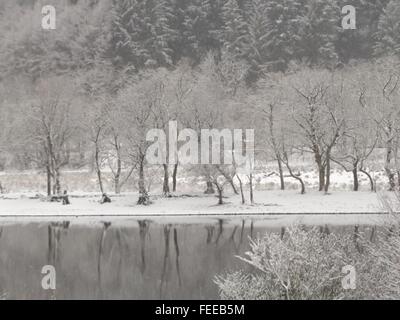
(297, 0, 340, 67)
(375, 0, 400, 56)
(336, 0, 390, 62)
(261, 0, 307, 71)
(220, 0, 248, 60)
(182, 0, 223, 63)
(245, 0, 270, 80)
(111, 0, 176, 69)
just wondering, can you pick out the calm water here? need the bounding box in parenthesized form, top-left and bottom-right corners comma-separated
(0, 217, 376, 300)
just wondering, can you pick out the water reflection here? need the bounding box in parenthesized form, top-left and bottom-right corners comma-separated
(0, 218, 379, 300)
(46, 221, 70, 300)
(138, 220, 150, 274)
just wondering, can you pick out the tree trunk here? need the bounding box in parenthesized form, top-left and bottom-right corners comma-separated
(46, 164, 52, 196)
(360, 168, 375, 192)
(324, 156, 331, 193)
(314, 152, 325, 191)
(162, 164, 170, 197)
(228, 177, 238, 195)
(96, 167, 104, 194)
(204, 180, 215, 194)
(249, 173, 254, 204)
(277, 157, 285, 190)
(385, 143, 396, 191)
(318, 165, 325, 192)
(267, 104, 284, 191)
(95, 146, 104, 194)
(113, 134, 122, 194)
(53, 168, 61, 195)
(214, 182, 224, 205)
(46, 136, 54, 196)
(216, 165, 238, 194)
(137, 157, 149, 205)
(114, 158, 121, 194)
(114, 176, 120, 194)
(397, 170, 400, 190)
(299, 176, 305, 195)
(172, 163, 178, 192)
(352, 163, 359, 192)
(56, 171, 61, 195)
(283, 160, 306, 195)
(236, 175, 245, 204)
(385, 167, 395, 191)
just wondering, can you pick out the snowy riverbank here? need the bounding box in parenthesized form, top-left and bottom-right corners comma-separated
(0, 190, 391, 217)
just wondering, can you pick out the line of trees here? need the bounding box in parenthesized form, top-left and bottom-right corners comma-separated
(1, 55, 400, 204)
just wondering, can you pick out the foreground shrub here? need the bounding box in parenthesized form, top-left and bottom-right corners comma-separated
(216, 192, 400, 300)
(365, 192, 400, 299)
(216, 221, 400, 300)
(362, 227, 400, 299)
(215, 226, 361, 300)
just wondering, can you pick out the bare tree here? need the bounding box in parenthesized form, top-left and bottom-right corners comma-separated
(281, 146, 306, 195)
(168, 62, 194, 192)
(289, 70, 345, 193)
(352, 60, 400, 191)
(263, 101, 285, 190)
(332, 109, 378, 192)
(180, 55, 227, 195)
(207, 166, 229, 205)
(86, 101, 108, 194)
(20, 77, 78, 196)
(97, 98, 136, 195)
(118, 72, 167, 205)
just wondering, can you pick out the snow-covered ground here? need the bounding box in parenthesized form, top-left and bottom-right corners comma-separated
(0, 162, 394, 227)
(0, 189, 390, 216)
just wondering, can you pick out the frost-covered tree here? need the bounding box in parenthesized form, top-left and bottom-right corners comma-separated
(117, 70, 171, 204)
(17, 77, 80, 196)
(286, 69, 346, 192)
(358, 59, 400, 190)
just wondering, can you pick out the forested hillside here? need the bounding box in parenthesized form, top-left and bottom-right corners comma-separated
(0, 0, 397, 78)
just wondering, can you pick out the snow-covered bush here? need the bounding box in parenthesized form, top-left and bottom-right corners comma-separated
(360, 228, 400, 299)
(361, 191, 400, 299)
(215, 226, 361, 300)
(216, 217, 400, 299)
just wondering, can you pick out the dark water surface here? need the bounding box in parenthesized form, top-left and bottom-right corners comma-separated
(0, 217, 377, 300)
